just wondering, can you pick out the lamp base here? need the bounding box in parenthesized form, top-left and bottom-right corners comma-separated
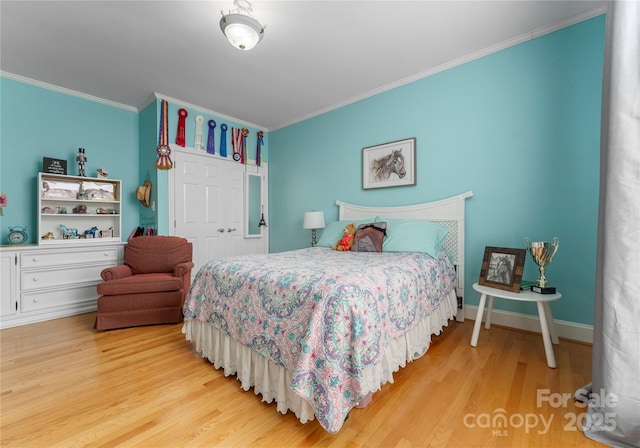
(311, 229, 317, 247)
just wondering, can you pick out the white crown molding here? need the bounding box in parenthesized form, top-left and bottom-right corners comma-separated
(151, 92, 267, 131)
(0, 71, 138, 112)
(271, 6, 607, 131)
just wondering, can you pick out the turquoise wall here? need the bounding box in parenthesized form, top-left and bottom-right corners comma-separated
(0, 15, 604, 327)
(0, 81, 269, 243)
(0, 77, 139, 243)
(269, 16, 605, 325)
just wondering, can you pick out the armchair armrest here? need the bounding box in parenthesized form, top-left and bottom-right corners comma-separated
(101, 265, 133, 281)
(174, 261, 195, 279)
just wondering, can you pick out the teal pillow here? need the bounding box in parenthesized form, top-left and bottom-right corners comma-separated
(381, 219, 449, 257)
(316, 219, 378, 248)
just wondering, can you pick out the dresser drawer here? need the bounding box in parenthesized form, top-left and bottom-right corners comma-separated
(20, 247, 120, 269)
(20, 264, 110, 291)
(21, 284, 98, 313)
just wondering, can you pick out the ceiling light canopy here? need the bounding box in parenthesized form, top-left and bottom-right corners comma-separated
(220, 0, 265, 51)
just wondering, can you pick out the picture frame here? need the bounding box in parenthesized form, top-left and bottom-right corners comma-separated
(478, 246, 526, 292)
(362, 137, 416, 190)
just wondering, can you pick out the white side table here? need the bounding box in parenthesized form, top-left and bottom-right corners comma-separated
(470, 283, 562, 368)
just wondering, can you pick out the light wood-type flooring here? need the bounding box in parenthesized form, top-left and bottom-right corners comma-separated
(1, 312, 606, 447)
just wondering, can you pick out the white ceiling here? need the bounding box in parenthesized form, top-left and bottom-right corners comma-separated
(1, 1, 605, 130)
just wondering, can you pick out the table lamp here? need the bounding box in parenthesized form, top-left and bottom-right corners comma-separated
(303, 211, 325, 247)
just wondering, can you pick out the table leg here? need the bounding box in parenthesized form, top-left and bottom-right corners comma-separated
(536, 301, 557, 368)
(485, 295, 494, 329)
(542, 301, 559, 345)
(470, 293, 487, 347)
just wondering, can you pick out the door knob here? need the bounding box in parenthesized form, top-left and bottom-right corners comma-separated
(217, 228, 225, 233)
(227, 228, 236, 232)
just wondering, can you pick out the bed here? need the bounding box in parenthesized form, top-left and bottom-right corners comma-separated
(182, 191, 473, 433)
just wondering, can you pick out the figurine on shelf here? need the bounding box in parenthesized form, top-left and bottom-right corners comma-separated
(96, 168, 108, 178)
(72, 204, 87, 214)
(41, 232, 55, 240)
(84, 226, 98, 238)
(59, 224, 78, 239)
(76, 148, 87, 177)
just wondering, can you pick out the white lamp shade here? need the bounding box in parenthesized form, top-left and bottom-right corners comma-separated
(303, 211, 325, 229)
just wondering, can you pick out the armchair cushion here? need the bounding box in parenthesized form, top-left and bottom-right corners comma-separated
(97, 273, 183, 296)
(126, 236, 192, 275)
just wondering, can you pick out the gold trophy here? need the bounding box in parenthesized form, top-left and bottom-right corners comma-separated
(525, 237, 559, 294)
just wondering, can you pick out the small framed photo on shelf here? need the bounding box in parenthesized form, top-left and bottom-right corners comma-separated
(479, 246, 526, 292)
(362, 137, 416, 190)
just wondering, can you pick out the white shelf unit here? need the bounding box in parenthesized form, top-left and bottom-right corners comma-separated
(38, 172, 122, 245)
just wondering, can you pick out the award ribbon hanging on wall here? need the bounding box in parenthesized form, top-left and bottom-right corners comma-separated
(194, 115, 204, 151)
(155, 100, 173, 170)
(175, 108, 188, 147)
(207, 120, 216, 155)
(256, 131, 264, 166)
(220, 124, 228, 157)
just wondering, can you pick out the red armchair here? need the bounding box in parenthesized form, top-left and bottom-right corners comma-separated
(95, 236, 194, 330)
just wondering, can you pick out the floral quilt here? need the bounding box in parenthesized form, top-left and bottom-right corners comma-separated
(183, 247, 456, 432)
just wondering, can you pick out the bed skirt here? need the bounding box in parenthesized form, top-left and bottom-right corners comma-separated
(182, 288, 458, 426)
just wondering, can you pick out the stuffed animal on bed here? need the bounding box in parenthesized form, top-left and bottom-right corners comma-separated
(332, 223, 356, 251)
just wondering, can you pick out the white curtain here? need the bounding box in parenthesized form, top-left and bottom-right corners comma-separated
(580, 1, 640, 447)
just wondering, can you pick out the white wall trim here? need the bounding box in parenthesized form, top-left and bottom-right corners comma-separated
(271, 6, 607, 131)
(464, 304, 594, 344)
(0, 71, 138, 112)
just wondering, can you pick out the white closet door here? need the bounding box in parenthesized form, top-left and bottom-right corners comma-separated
(174, 151, 244, 273)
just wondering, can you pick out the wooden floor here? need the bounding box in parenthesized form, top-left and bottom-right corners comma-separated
(1, 313, 605, 448)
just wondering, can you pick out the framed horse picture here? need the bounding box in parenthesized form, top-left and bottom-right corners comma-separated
(362, 137, 416, 189)
(478, 246, 526, 292)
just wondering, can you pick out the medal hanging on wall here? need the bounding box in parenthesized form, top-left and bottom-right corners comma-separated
(207, 120, 216, 155)
(220, 124, 228, 157)
(231, 127, 245, 163)
(175, 108, 188, 147)
(256, 131, 264, 166)
(241, 128, 249, 164)
(155, 100, 173, 170)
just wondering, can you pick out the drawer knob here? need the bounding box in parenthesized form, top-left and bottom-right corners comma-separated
(32, 276, 39, 282)
(32, 257, 39, 262)
(33, 298, 39, 303)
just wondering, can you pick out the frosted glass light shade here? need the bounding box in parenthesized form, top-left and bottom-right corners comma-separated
(220, 13, 264, 50)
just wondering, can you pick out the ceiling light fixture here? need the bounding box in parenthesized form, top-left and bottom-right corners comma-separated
(220, 0, 265, 51)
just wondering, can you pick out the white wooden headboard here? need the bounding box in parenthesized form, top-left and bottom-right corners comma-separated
(336, 190, 473, 322)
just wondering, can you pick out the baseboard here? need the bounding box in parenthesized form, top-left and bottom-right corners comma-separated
(464, 304, 593, 344)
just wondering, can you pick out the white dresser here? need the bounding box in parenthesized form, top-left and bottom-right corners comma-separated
(0, 242, 124, 328)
